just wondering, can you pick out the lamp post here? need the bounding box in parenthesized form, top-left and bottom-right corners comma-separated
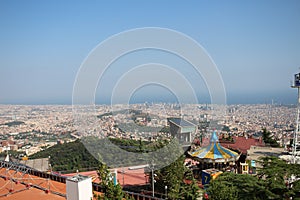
(152, 167, 154, 197)
(148, 162, 156, 197)
(151, 167, 157, 197)
(122, 167, 125, 186)
(165, 185, 168, 199)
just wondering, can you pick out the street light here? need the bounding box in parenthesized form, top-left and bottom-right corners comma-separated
(165, 185, 168, 199)
(152, 168, 157, 197)
(148, 162, 156, 197)
(122, 167, 125, 186)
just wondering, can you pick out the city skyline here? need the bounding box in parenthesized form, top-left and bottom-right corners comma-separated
(0, 1, 300, 105)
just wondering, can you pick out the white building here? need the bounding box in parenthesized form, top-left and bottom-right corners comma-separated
(66, 174, 93, 200)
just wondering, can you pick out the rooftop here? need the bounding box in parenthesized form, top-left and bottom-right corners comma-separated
(220, 136, 264, 154)
(67, 174, 91, 183)
(0, 168, 66, 200)
(63, 166, 147, 187)
(0, 160, 162, 200)
(189, 131, 239, 162)
(247, 146, 285, 161)
(168, 118, 196, 127)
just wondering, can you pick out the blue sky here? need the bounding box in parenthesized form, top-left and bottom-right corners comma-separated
(0, 0, 300, 104)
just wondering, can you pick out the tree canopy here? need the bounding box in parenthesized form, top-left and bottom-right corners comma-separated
(154, 155, 200, 200)
(30, 137, 172, 171)
(97, 162, 134, 200)
(30, 139, 100, 172)
(207, 172, 270, 200)
(256, 156, 300, 199)
(262, 128, 279, 147)
(207, 156, 300, 199)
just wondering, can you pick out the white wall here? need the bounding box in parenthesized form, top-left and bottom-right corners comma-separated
(66, 176, 93, 200)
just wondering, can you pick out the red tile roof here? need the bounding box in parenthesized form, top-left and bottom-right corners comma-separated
(0, 167, 104, 200)
(63, 167, 147, 187)
(220, 136, 264, 154)
(0, 168, 66, 200)
(0, 162, 156, 200)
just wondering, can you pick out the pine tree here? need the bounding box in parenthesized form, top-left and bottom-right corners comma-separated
(262, 128, 279, 147)
(207, 172, 269, 200)
(97, 162, 134, 200)
(207, 157, 300, 199)
(154, 155, 200, 200)
(257, 156, 300, 198)
(179, 169, 201, 200)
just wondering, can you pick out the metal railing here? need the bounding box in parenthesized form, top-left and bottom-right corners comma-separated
(0, 160, 163, 200)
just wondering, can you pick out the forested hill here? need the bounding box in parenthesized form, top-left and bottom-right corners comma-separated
(29, 138, 172, 172)
(30, 140, 100, 172)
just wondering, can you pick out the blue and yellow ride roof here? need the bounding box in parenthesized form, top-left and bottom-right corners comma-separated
(189, 131, 239, 163)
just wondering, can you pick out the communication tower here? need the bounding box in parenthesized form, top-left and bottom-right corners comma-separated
(291, 72, 300, 163)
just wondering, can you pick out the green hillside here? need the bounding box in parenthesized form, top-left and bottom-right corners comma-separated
(30, 139, 100, 172)
(29, 137, 175, 172)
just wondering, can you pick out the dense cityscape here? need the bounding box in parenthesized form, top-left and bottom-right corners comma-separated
(0, 103, 296, 155)
(1, 1, 300, 200)
(0, 102, 299, 199)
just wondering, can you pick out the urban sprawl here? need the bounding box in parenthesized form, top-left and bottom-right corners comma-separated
(0, 103, 295, 156)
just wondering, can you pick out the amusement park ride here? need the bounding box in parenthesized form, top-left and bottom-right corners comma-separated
(291, 72, 300, 163)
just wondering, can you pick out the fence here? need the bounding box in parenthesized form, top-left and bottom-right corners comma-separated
(0, 160, 163, 200)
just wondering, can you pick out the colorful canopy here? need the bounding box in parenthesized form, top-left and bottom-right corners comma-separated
(189, 131, 239, 163)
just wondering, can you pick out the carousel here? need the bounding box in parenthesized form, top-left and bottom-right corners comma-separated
(188, 131, 240, 171)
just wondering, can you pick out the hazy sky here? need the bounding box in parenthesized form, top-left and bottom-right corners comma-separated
(0, 0, 300, 104)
